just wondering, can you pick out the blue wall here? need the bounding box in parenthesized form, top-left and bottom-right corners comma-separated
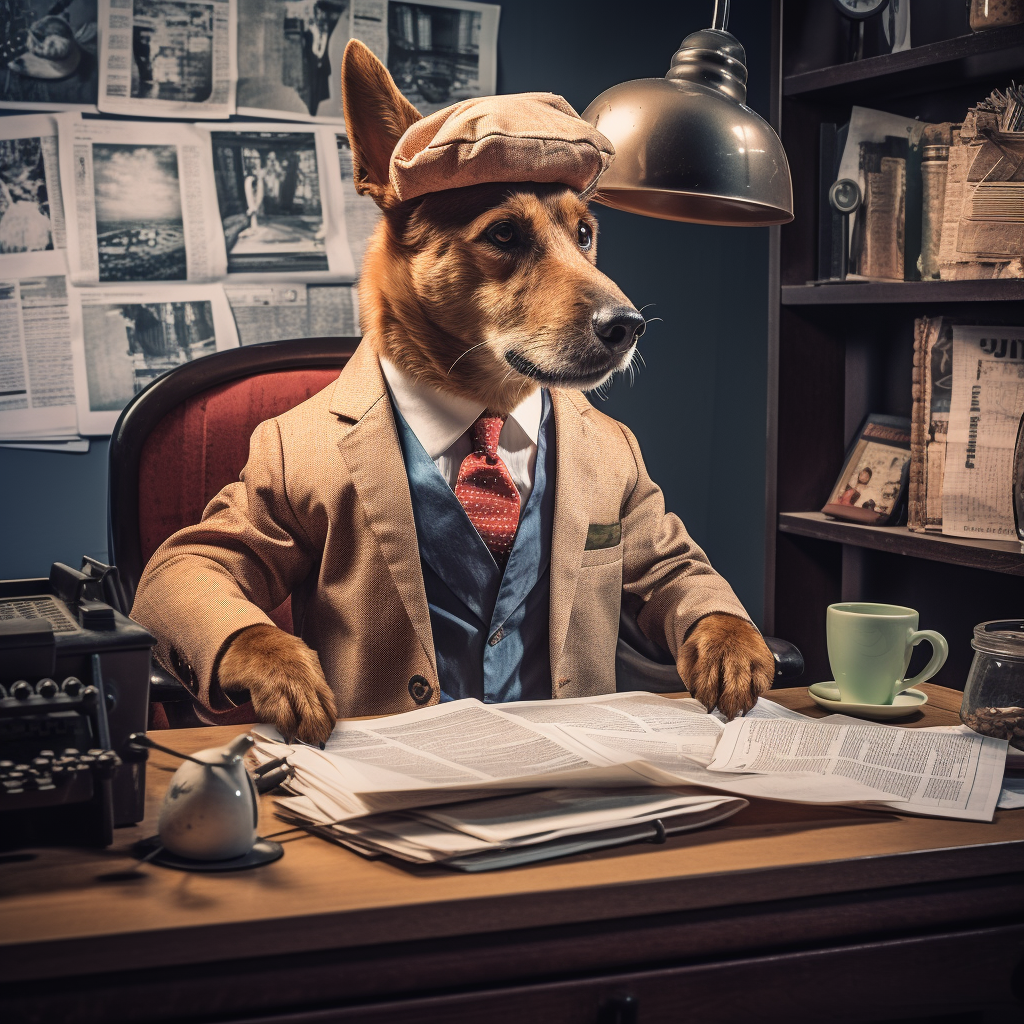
(0, 0, 771, 624)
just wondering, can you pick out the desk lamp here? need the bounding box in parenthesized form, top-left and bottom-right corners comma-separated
(582, 0, 793, 226)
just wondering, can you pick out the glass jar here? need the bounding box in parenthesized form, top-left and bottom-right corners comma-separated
(969, 0, 1024, 31)
(961, 620, 1024, 750)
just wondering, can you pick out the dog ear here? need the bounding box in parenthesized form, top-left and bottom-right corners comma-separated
(342, 39, 422, 207)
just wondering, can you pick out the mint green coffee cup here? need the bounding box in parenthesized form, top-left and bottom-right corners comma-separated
(826, 602, 949, 705)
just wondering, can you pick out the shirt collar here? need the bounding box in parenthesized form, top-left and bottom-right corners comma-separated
(380, 355, 543, 459)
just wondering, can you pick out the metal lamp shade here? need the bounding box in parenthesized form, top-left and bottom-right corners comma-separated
(582, 27, 794, 227)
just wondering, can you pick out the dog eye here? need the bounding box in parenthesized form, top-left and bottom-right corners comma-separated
(486, 221, 517, 246)
(577, 222, 593, 251)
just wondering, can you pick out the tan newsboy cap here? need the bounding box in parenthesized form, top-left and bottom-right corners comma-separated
(389, 92, 615, 202)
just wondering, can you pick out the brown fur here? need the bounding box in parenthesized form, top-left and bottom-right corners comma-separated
(219, 624, 336, 744)
(680, 614, 775, 719)
(216, 41, 772, 736)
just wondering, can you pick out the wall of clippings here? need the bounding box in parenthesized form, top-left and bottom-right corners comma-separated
(0, 0, 500, 451)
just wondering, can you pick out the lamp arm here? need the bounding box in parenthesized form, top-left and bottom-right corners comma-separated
(712, 0, 730, 31)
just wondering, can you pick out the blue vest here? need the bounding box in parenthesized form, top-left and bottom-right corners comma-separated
(391, 393, 556, 704)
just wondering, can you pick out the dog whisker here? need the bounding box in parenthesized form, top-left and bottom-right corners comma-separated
(447, 340, 491, 375)
(637, 303, 657, 315)
(643, 317, 664, 326)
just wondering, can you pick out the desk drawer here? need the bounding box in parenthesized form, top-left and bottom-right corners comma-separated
(236, 923, 1024, 1024)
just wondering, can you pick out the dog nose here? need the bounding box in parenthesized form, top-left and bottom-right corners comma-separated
(593, 307, 645, 351)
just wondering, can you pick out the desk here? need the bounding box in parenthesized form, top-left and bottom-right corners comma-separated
(2, 684, 1023, 1024)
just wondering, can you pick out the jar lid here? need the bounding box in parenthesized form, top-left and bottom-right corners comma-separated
(972, 620, 1024, 657)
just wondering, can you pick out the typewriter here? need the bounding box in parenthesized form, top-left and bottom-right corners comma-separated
(0, 559, 154, 848)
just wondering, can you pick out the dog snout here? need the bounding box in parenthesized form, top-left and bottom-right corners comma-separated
(593, 307, 645, 352)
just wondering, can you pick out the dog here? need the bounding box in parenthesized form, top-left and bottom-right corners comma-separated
(134, 40, 774, 744)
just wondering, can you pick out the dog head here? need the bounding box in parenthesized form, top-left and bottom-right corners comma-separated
(342, 40, 645, 414)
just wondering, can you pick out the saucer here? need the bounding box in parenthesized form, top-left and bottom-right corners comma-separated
(807, 682, 928, 720)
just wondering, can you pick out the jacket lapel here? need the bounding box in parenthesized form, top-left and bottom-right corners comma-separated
(548, 389, 592, 686)
(329, 342, 437, 677)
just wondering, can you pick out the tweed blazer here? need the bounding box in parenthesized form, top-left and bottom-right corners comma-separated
(131, 340, 751, 720)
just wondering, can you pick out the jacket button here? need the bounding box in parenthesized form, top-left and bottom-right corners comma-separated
(408, 675, 433, 704)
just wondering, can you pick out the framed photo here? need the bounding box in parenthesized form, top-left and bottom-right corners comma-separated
(823, 414, 912, 525)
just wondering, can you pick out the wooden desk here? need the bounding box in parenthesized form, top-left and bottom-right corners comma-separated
(2, 684, 1023, 1024)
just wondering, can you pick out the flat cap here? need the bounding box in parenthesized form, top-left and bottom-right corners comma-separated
(389, 92, 615, 202)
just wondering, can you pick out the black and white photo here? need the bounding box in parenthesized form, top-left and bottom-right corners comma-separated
(387, 1, 479, 113)
(210, 128, 332, 274)
(237, 0, 350, 121)
(98, 0, 235, 116)
(130, 0, 215, 103)
(82, 299, 215, 409)
(0, 0, 99, 109)
(70, 281, 238, 433)
(92, 143, 186, 281)
(0, 132, 55, 253)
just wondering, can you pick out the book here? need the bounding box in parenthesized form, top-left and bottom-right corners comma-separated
(822, 413, 912, 526)
(909, 317, 927, 530)
(922, 318, 953, 532)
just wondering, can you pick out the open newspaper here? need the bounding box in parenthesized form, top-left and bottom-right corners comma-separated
(253, 692, 1009, 870)
(97, 0, 237, 118)
(942, 324, 1024, 539)
(225, 283, 359, 345)
(59, 114, 227, 284)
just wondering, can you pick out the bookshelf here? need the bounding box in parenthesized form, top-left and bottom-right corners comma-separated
(765, 1, 1024, 693)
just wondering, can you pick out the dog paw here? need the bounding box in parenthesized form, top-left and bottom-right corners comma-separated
(219, 624, 337, 745)
(678, 613, 775, 720)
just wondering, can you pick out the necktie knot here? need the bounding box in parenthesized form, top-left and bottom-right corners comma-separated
(470, 415, 505, 460)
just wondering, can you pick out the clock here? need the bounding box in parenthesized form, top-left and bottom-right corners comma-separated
(833, 0, 890, 19)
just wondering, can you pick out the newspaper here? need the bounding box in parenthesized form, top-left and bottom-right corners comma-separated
(68, 280, 238, 434)
(352, 0, 501, 115)
(199, 123, 354, 281)
(708, 708, 1007, 821)
(0, 114, 66, 256)
(97, 0, 237, 118)
(942, 324, 1024, 539)
(225, 283, 359, 344)
(280, 787, 747, 870)
(0, 0, 100, 112)
(236, 0, 353, 123)
(0, 253, 78, 441)
(58, 114, 226, 285)
(253, 692, 904, 826)
(336, 134, 382, 273)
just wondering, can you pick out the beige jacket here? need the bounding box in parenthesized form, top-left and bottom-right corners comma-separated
(132, 341, 750, 719)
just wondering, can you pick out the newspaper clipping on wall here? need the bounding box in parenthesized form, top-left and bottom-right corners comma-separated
(58, 113, 226, 284)
(202, 123, 353, 280)
(238, 0, 499, 122)
(69, 281, 238, 434)
(943, 324, 1024, 539)
(0, 113, 66, 254)
(0, 252, 78, 441)
(224, 282, 358, 344)
(0, 0, 100, 112)
(97, 0, 237, 118)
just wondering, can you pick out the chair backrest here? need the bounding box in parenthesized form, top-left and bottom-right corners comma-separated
(108, 338, 358, 632)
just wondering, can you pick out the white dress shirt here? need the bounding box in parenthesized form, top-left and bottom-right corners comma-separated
(380, 357, 544, 507)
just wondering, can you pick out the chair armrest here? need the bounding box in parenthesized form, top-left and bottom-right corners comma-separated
(149, 664, 193, 704)
(764, 636, 804, 684)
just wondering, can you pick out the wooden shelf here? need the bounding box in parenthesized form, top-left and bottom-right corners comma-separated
(781, 280, 1024, 306)
(778, 512, 1024, 576)
(784, 26, 1024, 100)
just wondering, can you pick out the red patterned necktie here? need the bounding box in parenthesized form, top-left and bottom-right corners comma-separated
(454, 415, 521, 568)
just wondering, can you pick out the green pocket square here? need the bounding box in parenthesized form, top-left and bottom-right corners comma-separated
(585, 522, 621, 549)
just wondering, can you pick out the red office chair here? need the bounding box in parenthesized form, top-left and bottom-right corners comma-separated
(108, 338, 358, 728)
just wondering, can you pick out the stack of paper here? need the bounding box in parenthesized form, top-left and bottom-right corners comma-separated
(251, 692, 1010, 870)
